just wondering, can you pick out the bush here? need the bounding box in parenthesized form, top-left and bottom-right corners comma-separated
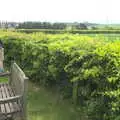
(0, 31, 120, 120)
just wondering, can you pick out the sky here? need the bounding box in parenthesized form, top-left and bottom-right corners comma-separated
(0, 0, 120, 24)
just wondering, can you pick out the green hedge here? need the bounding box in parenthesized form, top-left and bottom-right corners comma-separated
(16, 29, 120, 34)
(0, 31, 120, 120)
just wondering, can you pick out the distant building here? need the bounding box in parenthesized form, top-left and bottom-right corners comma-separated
(0, 21, 19, 29)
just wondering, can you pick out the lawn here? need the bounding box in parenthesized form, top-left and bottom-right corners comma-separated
(27, 81, 84, 120)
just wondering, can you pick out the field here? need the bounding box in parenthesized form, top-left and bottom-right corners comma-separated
(0, 30, 120, 120)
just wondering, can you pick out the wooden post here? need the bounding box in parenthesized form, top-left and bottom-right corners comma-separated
(72, 81, 78, 105)
(0, 48, 4, 72)
(21, 77, 28, 120)
(9, 63, 12, 85)
(9, 61, 14, 85)
(9, 62, 28, 120)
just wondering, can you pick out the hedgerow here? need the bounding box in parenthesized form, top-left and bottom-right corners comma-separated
(16, 29, 120, 34)
(0, 31, 120, 120)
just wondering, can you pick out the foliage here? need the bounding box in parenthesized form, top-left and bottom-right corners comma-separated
(0, 31, 120, 120)
(75, 23, 88, 30)
(16, 29, 120, 34)
(17, 22, 66, 29)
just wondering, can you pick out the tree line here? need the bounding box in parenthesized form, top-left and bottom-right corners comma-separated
(0, 21, 89, 30)
(17, 22, 67, 29)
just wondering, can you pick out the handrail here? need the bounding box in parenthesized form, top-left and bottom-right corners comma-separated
(0, 72, 10, 77)
(0, 95, 22, 104)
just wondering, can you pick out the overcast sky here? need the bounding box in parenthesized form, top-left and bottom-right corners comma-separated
(0, 0, 119, 23)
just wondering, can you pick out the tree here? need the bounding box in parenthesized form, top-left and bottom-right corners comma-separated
(76, 23, 88, 30)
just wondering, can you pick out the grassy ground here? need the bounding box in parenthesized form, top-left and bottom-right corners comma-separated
(28, 82, 84, 120)
(0, 77, 8, 83)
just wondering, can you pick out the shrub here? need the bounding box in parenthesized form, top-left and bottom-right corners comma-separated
(0, 31, 120, 120)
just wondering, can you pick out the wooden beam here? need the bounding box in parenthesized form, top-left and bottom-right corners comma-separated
(0, 72, 10, 77)
(0, 95, 22, 104)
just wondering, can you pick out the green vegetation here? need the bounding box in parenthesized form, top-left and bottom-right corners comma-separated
(17, 22, 66, 29)
(16, 29, 120, 34)
(0, 30, 120, 120)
